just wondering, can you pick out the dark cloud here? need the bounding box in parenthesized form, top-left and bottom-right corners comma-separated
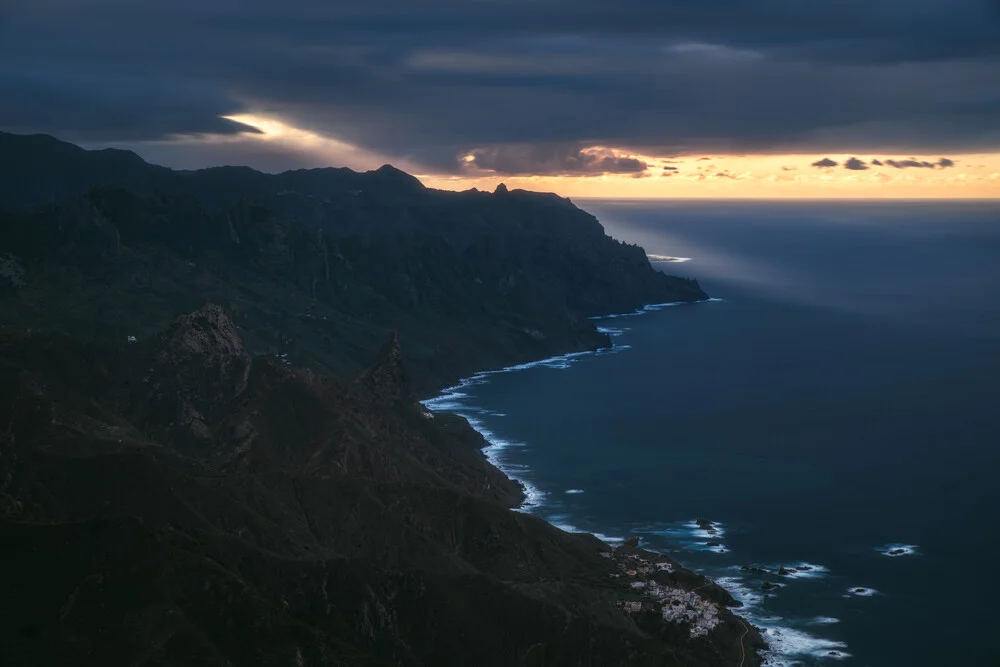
(884, 157, 957, 168)
(0, 0, 998, 171)
(871, 159, 883, 165)
(0, 69, 257, 142)
(811, 157, 839, 168)
(781, 165, 797, 171)
(844, 157, 869, 170)
(463, 144, 648, 176)
(662, 165, 679, 171)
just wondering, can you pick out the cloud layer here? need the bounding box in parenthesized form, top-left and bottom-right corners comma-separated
(2, 0, 998, 174)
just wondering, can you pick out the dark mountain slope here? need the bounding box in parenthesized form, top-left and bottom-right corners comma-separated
(0, 181, 705, 393)
(0, 308, 763, 666)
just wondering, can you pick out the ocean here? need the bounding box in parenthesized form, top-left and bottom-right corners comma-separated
(423, 200, 1000, 666)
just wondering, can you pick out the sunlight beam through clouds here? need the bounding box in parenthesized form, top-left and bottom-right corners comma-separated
(114, 112, 1000, 198)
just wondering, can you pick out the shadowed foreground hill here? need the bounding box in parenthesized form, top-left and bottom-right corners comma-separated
(0, 307, 763, 666)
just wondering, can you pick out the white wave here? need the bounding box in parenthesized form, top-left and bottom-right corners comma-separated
(685, 519, 726, 540)
(646, 254, 692, 263)
(877, 543, 919, 557)
(712, 576, 765, 610)
(774, 563, 831, 580)
(639, 519, 729, 554)
(565, 489, 585, 494)
(758, 626, 851, 664)
(809, 617, 841, 625)
(548, 518, 624, 545)
(587, 296, 722, 321)
(847, 587, 878, 597)
(713, 576, 850, 665)
(458, 416, 546, 512)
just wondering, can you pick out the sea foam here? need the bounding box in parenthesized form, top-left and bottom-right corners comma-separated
(774, 563, 831, 580)
(846, 587, 878, 597)
(758, 626, 851, 664)
(809, 617, 841, 625)
(877, 543, 919, 557)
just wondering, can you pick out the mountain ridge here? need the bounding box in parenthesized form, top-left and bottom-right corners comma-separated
(0, 131, 707, 394)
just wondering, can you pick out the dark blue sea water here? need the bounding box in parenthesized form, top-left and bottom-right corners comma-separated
(425, 200, 1000, 667)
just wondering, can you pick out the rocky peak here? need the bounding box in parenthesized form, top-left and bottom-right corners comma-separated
(157, 304, 249, 369)
(355, 329, 415, 408)
(144, 304, 252, 439)
(494, 182, 509, 195)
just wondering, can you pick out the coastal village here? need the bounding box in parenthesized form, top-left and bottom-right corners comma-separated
(603, 533, 726, 638)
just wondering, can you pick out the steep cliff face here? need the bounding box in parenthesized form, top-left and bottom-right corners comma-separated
(0, 174, 705, 393)
(0, 309, 762, 667)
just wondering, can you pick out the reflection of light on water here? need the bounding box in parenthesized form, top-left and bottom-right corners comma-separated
(647, 254, 691, 263)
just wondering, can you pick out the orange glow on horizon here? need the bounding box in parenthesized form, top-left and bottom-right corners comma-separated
(419, 152, 1000, 199)
(158, 114, 1000, 199)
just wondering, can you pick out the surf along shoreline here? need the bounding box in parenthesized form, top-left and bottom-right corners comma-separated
(420, 295, 858, 666)
(418, 298, 781, 654)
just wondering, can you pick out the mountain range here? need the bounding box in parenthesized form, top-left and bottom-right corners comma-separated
(0, 131, 763, 666)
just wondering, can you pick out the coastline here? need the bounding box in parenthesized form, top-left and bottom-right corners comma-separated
(423, 298, 722, 515)
(421, 294, 869, 666)
(419, 297, 770, 661)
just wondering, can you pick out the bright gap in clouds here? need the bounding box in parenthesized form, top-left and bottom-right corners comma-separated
(114, 113, 1000, 198)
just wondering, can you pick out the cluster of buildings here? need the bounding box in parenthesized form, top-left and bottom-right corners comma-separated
(607, 547, 722, 638)
(656, 587, 721, 637)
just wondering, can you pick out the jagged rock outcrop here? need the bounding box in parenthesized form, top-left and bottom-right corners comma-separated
(130, 304, 252, 441)
(355, 329, 416, 408)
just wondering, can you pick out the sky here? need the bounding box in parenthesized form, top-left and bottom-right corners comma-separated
(2, 0, 999, 198)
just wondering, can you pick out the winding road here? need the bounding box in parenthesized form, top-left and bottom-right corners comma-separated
(736, 619, 750, 667)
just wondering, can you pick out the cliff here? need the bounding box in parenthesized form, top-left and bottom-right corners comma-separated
(0, 131, 706, 393)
